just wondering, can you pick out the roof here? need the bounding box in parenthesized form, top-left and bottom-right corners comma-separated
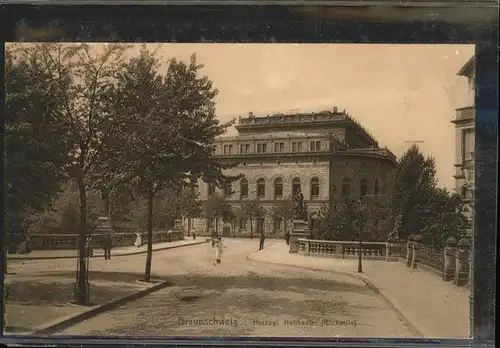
(457, 56, 475, 77)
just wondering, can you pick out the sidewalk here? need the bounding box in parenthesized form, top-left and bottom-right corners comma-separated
(4, 274, 164, 335)
(4, 238, 208, 335)
(7, 239, 206, 260)
(249, 241, 470, 339)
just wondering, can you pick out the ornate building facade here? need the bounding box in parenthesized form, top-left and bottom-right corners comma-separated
(452, 55, 475, 226)
(190, 107, 397, 237)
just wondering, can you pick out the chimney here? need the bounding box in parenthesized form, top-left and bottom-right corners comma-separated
(249, 112, 254, 118)
(333, 106, 338, 113)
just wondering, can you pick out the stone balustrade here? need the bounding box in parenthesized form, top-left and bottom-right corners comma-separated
(297, 239, 405, 261)
(297, 235, 471, 287)
(22, 230, 184, 251)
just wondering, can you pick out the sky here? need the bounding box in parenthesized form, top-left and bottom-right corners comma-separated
(136, 43, 474, 190)
(8, 43, 475, 190)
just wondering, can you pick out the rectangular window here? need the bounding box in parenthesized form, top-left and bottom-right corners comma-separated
(297, 142, 303, 152)
(240, 144, 245, 154)
(223, 145, 232, 155)
(462, 129, 474, 162)
(240, 219, 247, 230)
(274, 142, 285, 153)
(310, 141, 321, 151)
(257, 143, 267, 153)
(292, 142, 297, 152)
(246, 144, 251, 153)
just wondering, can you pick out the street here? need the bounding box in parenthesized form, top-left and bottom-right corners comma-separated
(34, 239, 418, 338)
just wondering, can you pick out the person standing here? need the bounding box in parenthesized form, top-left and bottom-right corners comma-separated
(102, 233, 113, 260)
(134, 231, 142, 247)
(213, 237, 224, 265)
(259, 232, 266, 250)
(86, 235, 94, 258)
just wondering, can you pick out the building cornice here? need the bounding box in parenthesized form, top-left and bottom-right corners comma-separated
(214, 149, 397, 165)
(451, 117, 475, 125)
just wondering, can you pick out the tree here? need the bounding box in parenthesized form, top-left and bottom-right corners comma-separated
(420, 188, 470, 248)
(271, 196, 295, 238)
(203, 193, 233, 236)
(4, 47, 72, 264)
(241, 199, 265, 239)
(14, 43, 131, 304)
(317, 199, 358, 241)
(101, 47, 240, 282)
(178, 186, 203, 235)
(390, 144, 437, 240)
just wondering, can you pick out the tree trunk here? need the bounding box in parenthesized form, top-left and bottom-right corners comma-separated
(75, 177, 88, 305)
(215, 218, 219, 237)
(4, 248, 7, 274)
(187, 217, 191, 237)
(250, 218, 254, 239)
(144, 190, 154, 282)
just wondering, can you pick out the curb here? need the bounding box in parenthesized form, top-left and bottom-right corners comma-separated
(247, 251, 425, 338)
(32, 280, 173, 335)
(8, 240, 209, 261)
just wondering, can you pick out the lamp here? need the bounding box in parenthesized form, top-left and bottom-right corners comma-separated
(355, 198, 367, 273)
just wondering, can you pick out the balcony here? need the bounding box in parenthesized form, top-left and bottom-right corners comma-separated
(453, 106, 475, 124)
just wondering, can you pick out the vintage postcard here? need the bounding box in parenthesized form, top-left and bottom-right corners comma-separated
(4, 43, 475, 339)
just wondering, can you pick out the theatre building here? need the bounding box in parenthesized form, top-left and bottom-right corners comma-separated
(191, 107, 397, 237)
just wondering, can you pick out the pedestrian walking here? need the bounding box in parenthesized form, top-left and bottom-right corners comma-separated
(102, 233, 113, 260)
(213, 237, 225, 265)
(259, 232, 266, 250)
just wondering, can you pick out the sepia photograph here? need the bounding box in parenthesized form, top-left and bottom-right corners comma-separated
(4, 43, 475, 339)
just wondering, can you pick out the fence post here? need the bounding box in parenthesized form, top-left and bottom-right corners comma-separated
(454, 238, 471, 286)
(406, 234, 415, 267)
(307, 240, 311, 256)
(443, 237, 457, 281)
(411, 234, 423, 269)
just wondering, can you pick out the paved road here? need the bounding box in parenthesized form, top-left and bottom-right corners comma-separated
(52, 239, 416, 338)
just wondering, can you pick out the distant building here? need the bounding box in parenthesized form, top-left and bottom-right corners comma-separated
(452, 55, 475, 221)
(190, 108, 397, 237)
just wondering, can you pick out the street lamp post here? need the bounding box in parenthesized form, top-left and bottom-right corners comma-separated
(461, 152, 474, 338)
(355, 199, 366, 273)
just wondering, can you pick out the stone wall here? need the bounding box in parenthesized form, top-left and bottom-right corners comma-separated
(329, 155, 395, 201)
(22, 230, 184, 251)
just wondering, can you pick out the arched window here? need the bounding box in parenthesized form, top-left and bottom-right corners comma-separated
(310, 177, 320, 199)
(360, 178, 368, 197)
(342, 178, 351, 197)
(292, 177, 301, 196)
(374, 178, 380, 195)
(223, 182, 232, 197)
(257, 178, 266, 198)
(207, 183, 216, 197)
(274, 178, 283, 199)
(240, 179, 248, 199)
